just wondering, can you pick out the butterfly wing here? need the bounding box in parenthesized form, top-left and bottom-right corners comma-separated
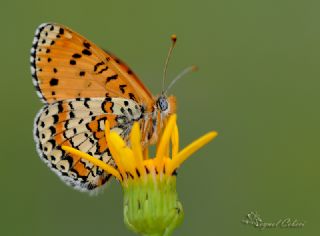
(34, 97, 143, 191)
(30, 23, 153, 105)
(31, 23, 154, 191)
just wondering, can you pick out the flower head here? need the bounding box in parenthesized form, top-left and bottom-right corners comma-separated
(62, 114, 217, 236)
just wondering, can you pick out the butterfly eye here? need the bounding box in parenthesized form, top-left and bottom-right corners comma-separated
(157, 96, 169, 112)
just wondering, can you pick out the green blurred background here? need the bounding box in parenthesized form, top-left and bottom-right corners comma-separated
(1, 0, 320, 235)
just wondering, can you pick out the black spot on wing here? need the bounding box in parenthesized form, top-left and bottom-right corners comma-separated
(52, 114, 59, 123)
(69, 111, 75, 119)
(49, 126, 56, 135)
(83, 42, 91, 49)
(50, 78, 59, 86)
(84, 98, 90, 108)
(129, 93, 136, 101)
(97, 66, 109, 74)
(119, 84, 127, 94)
(127, 108, 133, 116)
(68, 101, 74, 110)
(57, 101, 64, 112)
(59, 28, 64, 35)
(72, 53, 82, 58)
(94, 62, 104, 72)
(106, 74, 118, 83)
(82, 49, 92, 56)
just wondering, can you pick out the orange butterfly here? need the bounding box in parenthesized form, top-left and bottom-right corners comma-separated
(31, 23, 194, 192)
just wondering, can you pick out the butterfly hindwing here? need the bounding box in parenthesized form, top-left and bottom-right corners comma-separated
(34, 97, 143, 191)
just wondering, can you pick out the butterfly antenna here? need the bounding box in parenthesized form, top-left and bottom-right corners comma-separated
(164, 65, 198, 93)
(162, 35, 177, 94)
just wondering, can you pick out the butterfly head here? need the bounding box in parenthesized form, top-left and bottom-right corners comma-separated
(156, 95, 176, 116)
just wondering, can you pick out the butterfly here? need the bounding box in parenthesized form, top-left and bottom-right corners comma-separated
(30, 23, 184, 192)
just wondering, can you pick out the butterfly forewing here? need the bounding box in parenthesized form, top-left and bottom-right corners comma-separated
(31, 23, 153, 105)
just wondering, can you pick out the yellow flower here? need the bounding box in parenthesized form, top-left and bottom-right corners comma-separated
(62, 114, 217, 236)
(63, 114, 217, 183)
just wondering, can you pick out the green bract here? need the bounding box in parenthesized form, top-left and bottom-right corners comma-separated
(124, 175, 183, 236)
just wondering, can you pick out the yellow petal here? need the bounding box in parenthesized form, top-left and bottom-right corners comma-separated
(120, 148, 137, 177)
(155, 114, 177, 167)
(109, 132, 137, 178)
(171, 122, 179, 158)
(104, 120, 128, 178)
(106, 132, 127, 178)
(130, 122, 146, 176)
(167, 131, 218, 175)
(61, 146, 122, 181)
